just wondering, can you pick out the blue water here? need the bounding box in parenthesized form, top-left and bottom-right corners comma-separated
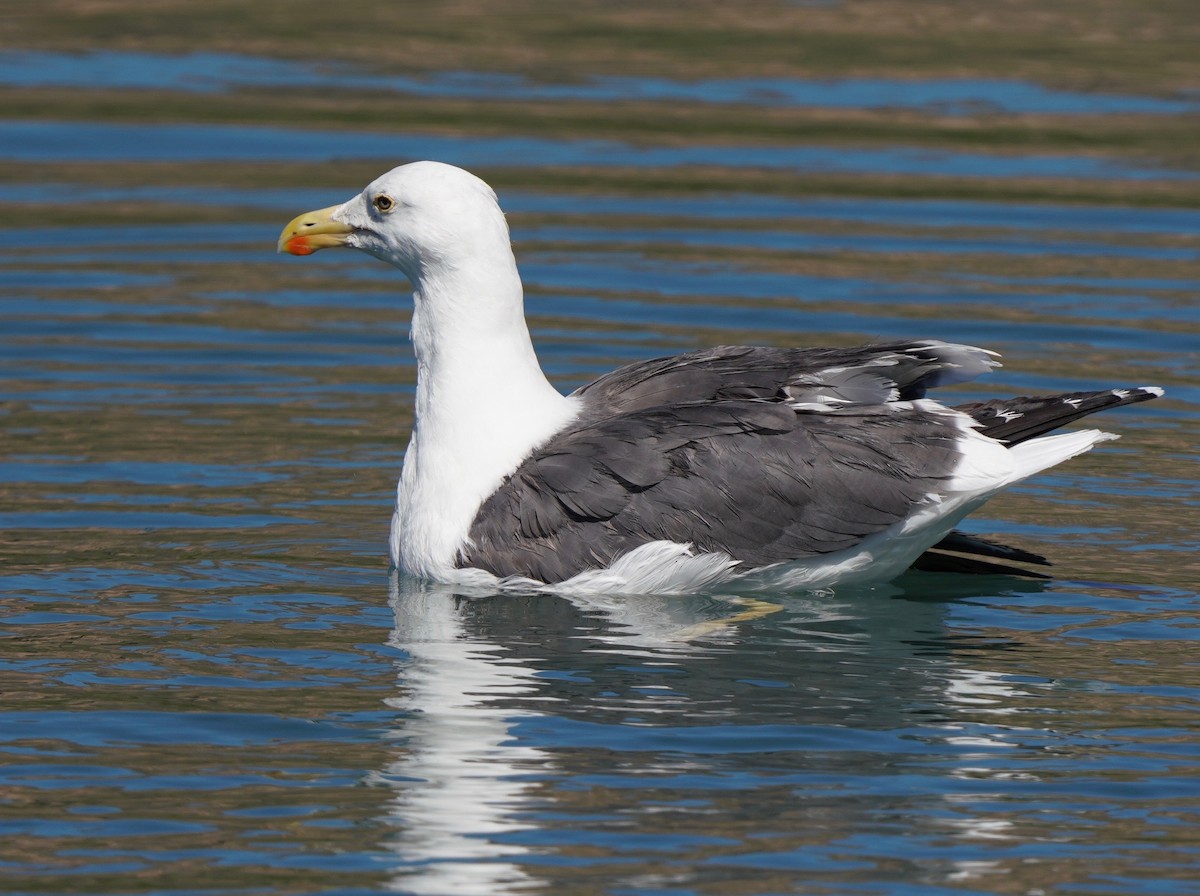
(2, 45, 1199, 896)
(4, 49, 1199, 115)
(4, 120, 1196, 180)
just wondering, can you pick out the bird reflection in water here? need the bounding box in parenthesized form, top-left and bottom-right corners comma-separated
(373, 572, 1055, 893)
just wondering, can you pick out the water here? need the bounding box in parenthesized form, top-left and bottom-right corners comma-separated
(5, 49, 1200, 115)
(8, 120, 1198, 181)
(3, 42, 1199, 896)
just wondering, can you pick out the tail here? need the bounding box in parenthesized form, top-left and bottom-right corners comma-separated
(1007, 427, 1118, 483)
(915, 384, 1163, 577)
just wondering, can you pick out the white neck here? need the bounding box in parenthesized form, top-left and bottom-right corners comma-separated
(389, 246, 576, 578)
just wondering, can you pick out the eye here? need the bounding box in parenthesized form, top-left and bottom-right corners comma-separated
(373, 194, 395, 213)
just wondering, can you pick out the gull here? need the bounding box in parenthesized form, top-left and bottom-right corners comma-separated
(278, 161, 1161, 593)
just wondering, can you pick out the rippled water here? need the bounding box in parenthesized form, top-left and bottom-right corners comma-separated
(7, 49, 1200, 115)
(3, 46, 1199, 896)
(8, 120, 1200, 182)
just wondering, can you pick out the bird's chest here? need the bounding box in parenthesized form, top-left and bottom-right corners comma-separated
(388, 407, 574, 577)
(390, 432, 497, 578)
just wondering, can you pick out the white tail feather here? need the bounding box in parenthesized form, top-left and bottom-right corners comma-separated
(1007, 428, 1118, 483)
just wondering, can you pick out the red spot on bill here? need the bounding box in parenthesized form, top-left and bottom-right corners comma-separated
(283, 236, 317, 256)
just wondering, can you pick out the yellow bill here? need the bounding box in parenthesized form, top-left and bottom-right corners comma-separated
(277, 205, 355, 256)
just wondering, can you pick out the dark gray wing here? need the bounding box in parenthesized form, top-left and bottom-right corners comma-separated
(460, 400, 964, 584)
(572, 340, 998, 418)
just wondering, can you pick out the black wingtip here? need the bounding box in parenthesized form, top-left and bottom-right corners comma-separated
(1128, 386, 1165, 400)
(933, 531, 1051, 566)
(958, 385, 1164, 445)
(911, 530, 1054, 579)
(909, 551, 1054, 579)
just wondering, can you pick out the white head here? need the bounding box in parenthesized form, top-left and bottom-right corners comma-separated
(279, 162, 575, 578)
(278, 161, 512, 285)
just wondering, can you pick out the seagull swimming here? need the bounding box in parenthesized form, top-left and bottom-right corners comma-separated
(278, 161, 1161, 593)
